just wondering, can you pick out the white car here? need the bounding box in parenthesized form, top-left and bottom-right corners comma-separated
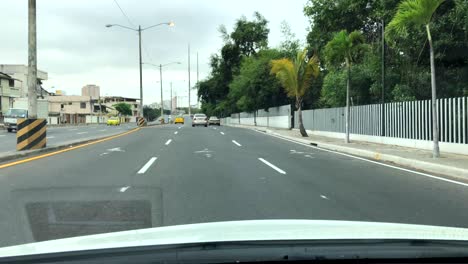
(192, 114, 208, 127)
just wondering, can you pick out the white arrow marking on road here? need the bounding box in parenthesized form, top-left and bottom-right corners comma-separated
(174, 131, 178, 135)
(165, 139, 172, 145)
(77, 132, 88, 135)
(232, 140, 242, 147)
(137, 157, 157, 174)
(195, 148, 213, 153)
(120, 186, 131, 192)
(220, 132, 225, 135)
(99, 152, 109, 156)
(107, 147, 125, 152)
(258, 158, 286, 175)
(320, 195, 329, 200)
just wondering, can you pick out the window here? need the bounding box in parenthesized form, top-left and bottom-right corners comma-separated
(134, 104, 138, 108)
(8, 79, 14, 87)
(61, 104, 64, 109)
(80, 102, 86, 109)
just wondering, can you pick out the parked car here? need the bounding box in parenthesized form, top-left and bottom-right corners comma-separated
(208, 116, 221, 126)
(107, 117, 120, 126)
(174, 116, 184, 124)
(192, 114, 208, 127)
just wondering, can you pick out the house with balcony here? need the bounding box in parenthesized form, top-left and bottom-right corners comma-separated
(0, 72, 21, 117)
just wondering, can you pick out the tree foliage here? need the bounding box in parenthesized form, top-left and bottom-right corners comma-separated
(113, 103, 132, 116)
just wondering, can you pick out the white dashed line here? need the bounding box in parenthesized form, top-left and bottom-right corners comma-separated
(77, 132, 88, 135)
(165, 139, 172, 145)
(258, 158, 286, 175)
(320, 195, 329, 200)
(232, 140, 242, 147)
(120, 186, 131, 192)
(174, 131, 178, 135)
(220, 132, 225, 135)
(178, 127, 182, 129)
(137, 157, 157, 174)
(99, 129, 107, 132)
(46, 136, 55, 139)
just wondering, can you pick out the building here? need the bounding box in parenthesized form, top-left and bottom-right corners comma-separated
(102, 96, 140, 117)
(163, 100, 171, 111)
(0, 64, 48, 98)
(171, 96, 177, 111)
(0, 72, 21, 115)
(81, 84, 100, 99)
(48, 95, 95, 124)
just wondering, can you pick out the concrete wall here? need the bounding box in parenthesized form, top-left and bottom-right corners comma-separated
(227, 104, 291, 129)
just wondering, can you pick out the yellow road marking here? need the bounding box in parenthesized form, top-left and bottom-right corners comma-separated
(0, 128, 140, 169)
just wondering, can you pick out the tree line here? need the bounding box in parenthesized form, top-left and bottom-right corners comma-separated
(197, 0, 468, 120)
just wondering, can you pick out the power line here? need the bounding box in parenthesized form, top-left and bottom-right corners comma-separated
(113, 0, 135, 28)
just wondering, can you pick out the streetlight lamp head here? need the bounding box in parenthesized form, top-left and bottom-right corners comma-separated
(105, 24, 113, 28)
(168, 21, 175, 27)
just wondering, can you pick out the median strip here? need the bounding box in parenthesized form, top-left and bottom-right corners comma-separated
(137, 157, 157, 174)
(258, 158, 286, 175)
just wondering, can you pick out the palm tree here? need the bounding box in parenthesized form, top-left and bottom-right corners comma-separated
(386, 0, 445, 158)
(271, 49, 320, 137)
(324, 30, 365, 143)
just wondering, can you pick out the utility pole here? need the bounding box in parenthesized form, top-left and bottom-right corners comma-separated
(196, 52, 199, 109)
(188, 43, 191, 116)
(381, 19, 385, 136)
(28, 0, 37, 118)
(138, 25, 143, 117)
(160, 64, 164, 120)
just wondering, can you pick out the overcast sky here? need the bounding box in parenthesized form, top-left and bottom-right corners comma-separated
(0, 0, 309, 106)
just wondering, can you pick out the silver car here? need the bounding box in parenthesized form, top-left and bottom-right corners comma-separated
(192, 114, 208, 127)
(208, 116, 221, 126)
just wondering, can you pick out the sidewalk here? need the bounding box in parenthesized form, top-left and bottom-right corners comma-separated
(229, 124, 468, 181)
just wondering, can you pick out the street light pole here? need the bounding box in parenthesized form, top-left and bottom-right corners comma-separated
(160, 64, 163, 120)
(188, 43, 191, 116)
(381, 19, 385, 136)
(170, 82, 173, 116)
(138, 25, 143, 117)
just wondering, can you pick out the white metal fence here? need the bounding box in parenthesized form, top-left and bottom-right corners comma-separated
(224, 104, 291, 129)
(295, 97, 468, 144)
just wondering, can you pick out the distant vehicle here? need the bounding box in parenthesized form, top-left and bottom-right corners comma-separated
(3, 108, 28, 132)
(192, 113, 207, 127)
(107, 117, 120, 126)
(174, 116, 184, 124)
(208, 116, 221, 126)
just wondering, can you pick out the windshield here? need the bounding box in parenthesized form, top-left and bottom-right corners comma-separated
(4, 109, 27, 117)
(1, 0, 468, 259)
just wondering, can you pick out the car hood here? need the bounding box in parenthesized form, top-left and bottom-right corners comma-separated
(1, 220, 468, 258)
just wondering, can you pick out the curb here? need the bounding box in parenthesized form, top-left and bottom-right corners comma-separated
(228, 124, 468, 181)
(0, 128, 141, 165)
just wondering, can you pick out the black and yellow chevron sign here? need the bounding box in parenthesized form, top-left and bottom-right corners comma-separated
(137, 117, 147, 127)
(16, 118, 47, 151)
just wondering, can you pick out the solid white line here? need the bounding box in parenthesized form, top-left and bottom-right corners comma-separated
(232, 140, 242, 147)
(174, 131, 178, 135)
(253, 129, 468, 187)
(220, 132, 225, 135)
(77, 132, 88, 135)
(137, 157, 157, 174)
(165, 139, 172, 145)
(119, 186, 130, 192)
(258, 158, 286, 175)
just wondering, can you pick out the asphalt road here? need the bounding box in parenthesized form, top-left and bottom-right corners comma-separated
(0, 124, 136, 154)
(1, 118, 468, 247)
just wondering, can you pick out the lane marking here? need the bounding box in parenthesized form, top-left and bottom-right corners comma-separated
(77, 132, 88, 135)
(220, 132, 225, 135)
(178, 127, 182, 129)
(320, 195, 329, 200)
(174, 131, 178, 135)
(0, 135, 5, 137)
(232, 140, 242, 147)
(258, 158, 286, 175)
(46, 136, 55, 139)
(68, 129, 78, 131)
(99, 152, 109, 156)
(253, 129, 468, 187)
(0, 128, 140, 169)
(137, 157, 157, 174)
(99, 129, 107, 132)
(107, 147, 124, 152)
(165, 139, 172, 145)
(120, 186, 130, 192)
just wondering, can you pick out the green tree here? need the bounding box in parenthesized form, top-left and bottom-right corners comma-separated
(143, 106, 160, 121)
(113, 103, 132, 116)
(386, 0, 446, 158)
(271, 49, 320, 137)
(324, 30, 366, 143)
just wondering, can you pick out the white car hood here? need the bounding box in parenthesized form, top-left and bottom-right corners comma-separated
(1, 220, 468, 258)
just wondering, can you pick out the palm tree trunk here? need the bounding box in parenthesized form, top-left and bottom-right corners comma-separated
(426, 24, 440, 158)
(297, 97, 308, 137)
(345, 58, 350, 143)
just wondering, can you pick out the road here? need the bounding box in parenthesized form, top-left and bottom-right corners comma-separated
(0, 124, 136, 154)
(1, 117, 468, 247)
